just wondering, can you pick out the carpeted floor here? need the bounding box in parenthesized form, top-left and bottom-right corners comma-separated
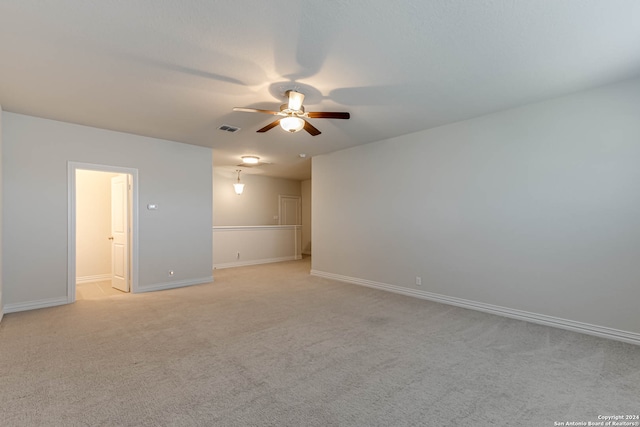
(76, 280, 127, 300)
(1, 258, 639, 426)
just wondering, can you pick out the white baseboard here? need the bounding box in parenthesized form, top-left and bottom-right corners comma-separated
(76, 274, 111, 284)
(214, 255, 301, 270)
(4, 276, 214, 312)
(310, 270, 640, 346)
(4, 296, 69, 314)
(136, 276, 213, 293)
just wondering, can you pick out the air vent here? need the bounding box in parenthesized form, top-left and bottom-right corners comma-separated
(218, 124, 241, 133)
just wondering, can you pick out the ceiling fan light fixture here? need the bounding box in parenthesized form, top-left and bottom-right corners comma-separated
(280, 116, 305, 133)
(286, 90, 305, 111)
(241, 155, 260, 164)
(233, 91, 349, 136)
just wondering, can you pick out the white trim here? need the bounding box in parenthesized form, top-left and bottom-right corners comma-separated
(310, 270, 640, 346)
(76, 274, 111, 285)
(4, 297, 69, 314)
(278, 195, 301, 226)
(214, 255, 301, 270)
(136, 276, 213, 293)
(68, 162, 140, 303)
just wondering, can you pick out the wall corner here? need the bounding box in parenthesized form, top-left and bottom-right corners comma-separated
(0, 104, 4, 323)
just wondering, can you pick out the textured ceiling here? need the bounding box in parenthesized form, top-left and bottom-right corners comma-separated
(1, 1, 639, 180)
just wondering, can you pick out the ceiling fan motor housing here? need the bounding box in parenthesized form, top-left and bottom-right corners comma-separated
(280, 104, 305, 115)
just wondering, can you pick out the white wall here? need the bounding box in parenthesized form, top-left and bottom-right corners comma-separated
(0, 105, 3, 322)
(301, 179, 311, 255)
(2, 113, 213, 309)
(213, 168, 301, 225)
(213, 225, 302, 268)
(75, 170, 118, 281)
(312, 77, 640, 340)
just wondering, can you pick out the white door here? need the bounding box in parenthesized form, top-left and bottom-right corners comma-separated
(279, 196, 301, 225)
(110, 174, 130, 292)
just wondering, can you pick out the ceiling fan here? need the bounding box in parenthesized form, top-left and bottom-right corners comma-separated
(233, 90, 350, 136)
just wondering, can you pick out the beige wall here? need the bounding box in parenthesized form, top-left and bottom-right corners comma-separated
(2, 112, 213, 308)
(0, 105, 3, 321)
(313, 77, 640, 338)
(213, 168, 301, 226)
(301, 179, 311, 255)
(75, 170, 119, 280)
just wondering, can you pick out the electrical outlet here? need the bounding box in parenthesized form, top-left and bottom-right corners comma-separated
(415, 276, 422, 286)
(236, 252, 240, 260)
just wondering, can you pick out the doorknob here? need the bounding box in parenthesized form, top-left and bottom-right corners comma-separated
(108, 236, 114, 240)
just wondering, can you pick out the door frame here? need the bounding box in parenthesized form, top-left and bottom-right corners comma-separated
(278, 195, 301, 225)
(67, 162, 139, 303)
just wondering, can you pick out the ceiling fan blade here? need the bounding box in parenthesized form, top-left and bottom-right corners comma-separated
(307, 112, 350, 119)
(257, 119, 281, 133)
(287, 90, 305, 111)
(233, 107, 281, 115)
(303, 120, 321, 136)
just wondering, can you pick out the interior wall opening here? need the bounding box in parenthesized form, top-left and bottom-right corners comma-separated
(68, 162, 138, 303)
(75, 170, 129, 299)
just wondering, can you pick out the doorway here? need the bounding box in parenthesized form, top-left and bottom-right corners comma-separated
(279, 195, 301, 225)
(67, 162, 139, 303)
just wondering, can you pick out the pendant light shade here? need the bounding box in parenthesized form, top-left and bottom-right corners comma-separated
(233, 170, 244, 195)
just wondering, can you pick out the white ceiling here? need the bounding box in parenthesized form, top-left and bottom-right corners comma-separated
(1, 1, 639, 180)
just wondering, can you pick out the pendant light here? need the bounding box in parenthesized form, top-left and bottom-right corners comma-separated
(233, 170, 245, 195)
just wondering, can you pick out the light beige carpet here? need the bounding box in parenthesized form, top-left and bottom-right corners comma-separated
(76, 280, 127, 300)
(1, 258, 638, 426)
